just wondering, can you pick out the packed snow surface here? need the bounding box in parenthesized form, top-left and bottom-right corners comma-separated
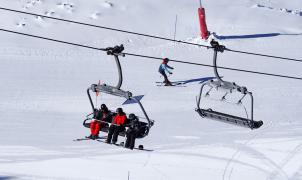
(0, 0, 302, 179)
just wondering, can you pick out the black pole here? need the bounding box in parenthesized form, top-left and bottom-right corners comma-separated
(87, 88, 95, 112)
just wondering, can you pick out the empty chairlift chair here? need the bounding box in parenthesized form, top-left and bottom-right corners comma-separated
(195, 40, 263, 129)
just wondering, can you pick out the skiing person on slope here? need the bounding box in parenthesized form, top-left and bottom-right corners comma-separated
(158, 58, 174, 86)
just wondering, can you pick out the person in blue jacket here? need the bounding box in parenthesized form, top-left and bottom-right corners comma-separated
(158, 58, 174, 86)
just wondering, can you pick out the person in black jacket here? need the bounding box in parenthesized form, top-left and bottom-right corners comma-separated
(97, 104, 112, 123)
(88, 104, 112, 139)
(125, 113, 141, 150)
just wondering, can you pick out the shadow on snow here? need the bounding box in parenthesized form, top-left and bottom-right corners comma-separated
(213, 32, 302, 40)
(0, 176, 16, 180)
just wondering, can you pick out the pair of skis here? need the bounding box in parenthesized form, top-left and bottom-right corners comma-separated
(96, 139, 153, 151)
(73, 136, 107, 141)
(73, 136, 153, 151)
(156, 82, 185, 87)
(156, 76, 217, 87)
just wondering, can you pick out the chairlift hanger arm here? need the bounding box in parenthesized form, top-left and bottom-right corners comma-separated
(105, 44, 125, 89)
(210, 40, 225, 83)
(87, 88, 96, 112)
(210, 40, 252, 94)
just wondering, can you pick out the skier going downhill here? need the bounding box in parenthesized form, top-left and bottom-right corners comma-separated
(158, 58, 174, 86)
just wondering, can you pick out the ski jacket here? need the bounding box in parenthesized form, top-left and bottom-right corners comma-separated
(127, 118, 140, 130)
(113, 113, 127, 125)
(101, 110, 113, 123)
(94, 110, 112, 122)
(158, 63, 173, 74)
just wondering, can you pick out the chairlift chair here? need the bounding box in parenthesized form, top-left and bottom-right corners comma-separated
(83, 45, 154, 138)
(195, 40, 263, 129)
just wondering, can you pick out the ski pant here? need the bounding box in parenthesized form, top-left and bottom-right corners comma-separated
(107, 125, 125, 143)
(159, 71, 170, 84)
(125, 128, 138, 149)
(90, 121, 100, 136)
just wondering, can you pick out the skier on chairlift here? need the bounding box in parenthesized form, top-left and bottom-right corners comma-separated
(88, 104, 112, 140)
(106, 107, 127, 144)
(158, 58, 174, 86)
(125, 113, 141, 150)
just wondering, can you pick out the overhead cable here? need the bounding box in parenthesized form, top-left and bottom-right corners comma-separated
(0, 7, 209, 49)
(0, 28, 301, 81)
(0, 7, 302, 63)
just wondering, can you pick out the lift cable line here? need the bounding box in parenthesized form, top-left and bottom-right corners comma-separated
(123, 52, 302, 80)
(0, 28, 106, 52)
(0, 6, 302, 63)
(0, 28, 301, 81)
(0, 7, 209, 49)
(225, 48, 302, 63)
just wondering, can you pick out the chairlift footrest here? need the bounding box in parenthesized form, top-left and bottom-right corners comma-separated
(196, 108, 263, 129)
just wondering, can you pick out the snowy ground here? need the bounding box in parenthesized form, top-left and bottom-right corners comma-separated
(0, 0, 302, 179)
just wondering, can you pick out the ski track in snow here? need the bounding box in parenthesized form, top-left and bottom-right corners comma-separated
(17, 0, 116, 28)
(252, 4, 302, 17)
(223, 121, 302, 180)
(56, 2, 75, 13)
(222, 120, 277, 180)
(22, 0, 43, 10)
(267, 142, 302, 180)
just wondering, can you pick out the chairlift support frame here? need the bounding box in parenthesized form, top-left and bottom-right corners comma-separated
(196, 40, 263, 129)
(86, 45, 154, 137)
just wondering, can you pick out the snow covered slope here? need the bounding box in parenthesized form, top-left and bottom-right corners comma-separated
(0, 0, 301, 179)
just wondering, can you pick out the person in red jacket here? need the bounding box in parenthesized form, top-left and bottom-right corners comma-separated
(106, 107, 127, 144)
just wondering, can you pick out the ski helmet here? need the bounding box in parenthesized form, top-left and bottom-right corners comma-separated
(116, 107, 123, 114)
(129, 113, 136, 120)
(100, 104, 107, 111)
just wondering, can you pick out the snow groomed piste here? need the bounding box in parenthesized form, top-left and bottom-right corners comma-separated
(1, 1, 302, 179)
(0, 4, 283, 150)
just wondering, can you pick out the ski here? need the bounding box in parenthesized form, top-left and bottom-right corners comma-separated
(73, 138, 90, 141)
(156, 84, 186, 87)
(155, 82, 183, 85)
(96, 139, 153, 151)
(156, 82, 186, 87)
(156, 76, 218, 86)
(73, 136, 107, 141)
